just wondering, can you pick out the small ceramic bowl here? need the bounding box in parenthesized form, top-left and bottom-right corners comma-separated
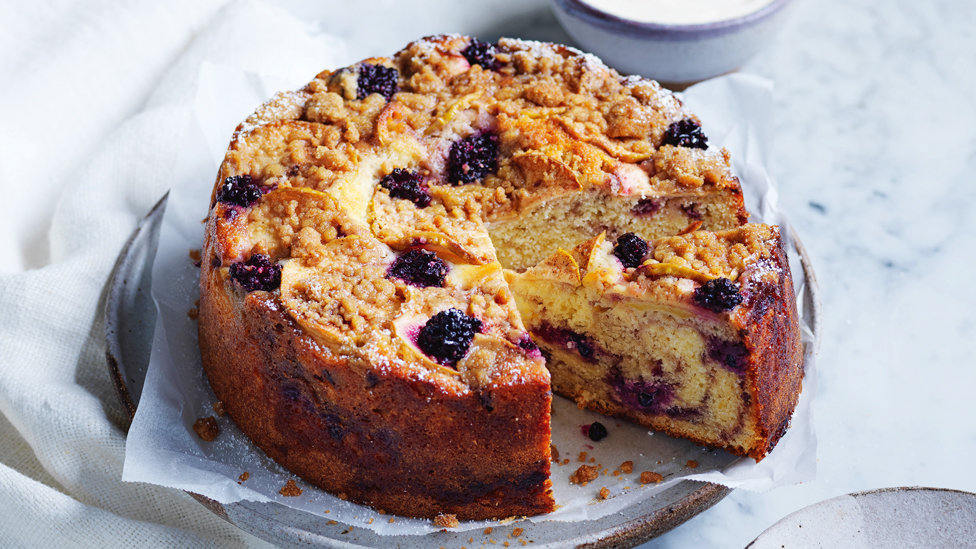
(549, 0, 795, 86)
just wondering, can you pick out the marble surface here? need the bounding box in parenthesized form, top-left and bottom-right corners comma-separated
(3, 0, 975, 546)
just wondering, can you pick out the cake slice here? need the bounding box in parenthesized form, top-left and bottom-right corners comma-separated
(507, 224, 804, 460)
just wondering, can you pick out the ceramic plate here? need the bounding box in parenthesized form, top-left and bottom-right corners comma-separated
(104, 194, 821, 549)
(748, 487, 976, 548)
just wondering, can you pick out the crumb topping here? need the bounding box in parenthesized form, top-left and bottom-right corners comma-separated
(208, 34, 747, 392)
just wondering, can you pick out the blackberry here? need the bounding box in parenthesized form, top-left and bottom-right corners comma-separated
(229, 254, 281, 292)
(417, 308, 483, 366)
(387, 249, 448, 288)
(357, 63, 399, 101)
(588, 421, 608, 442)
(216, 174, 265, 208)
(632, 198, 663, 218)
(637, 391, 655, 407)
(613, 233, 649, 269)
(447, 133, 498, 184)
(379, 168, 430, 207)
(461, 38, 500, 71)
(517, 334, 540, 353)
(663, 118, 709, 150)
(694, 277, 743, 312)
(707, 336, 750, 374)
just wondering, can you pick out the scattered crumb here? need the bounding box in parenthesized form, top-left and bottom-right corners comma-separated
(324, 510, 330, 514)
(238, 472, 249, 482)
(620, 461, 633, 474)
(512, 527, 524, 538)
(686, 460, 699, 469)
(327, 520, 338, 525)
(612, 470, 620, 477)
(434, 514, 459, 528)
(279, 479, 303, 497)
(599, 487, 610, 499)
(212, 401, 226, 416)
(187, 308, 199, 320)
(192, 417, 219, 441)
(470, 537, 474, 543)
(550, 444, 559, 461)
(378, 509, 386, 515)
(561, 459, 569, 466)
(189, 248, 202, 267)
(484, 527, 493, 535)
(640, 471, 664, 484)
(368, 518, 373, 524)
(389, 518, 395, 523)
(338, 493, 348, 500)
(588, 457, 595, 463)
(578, 451, 587, 462)
(504, 543, 510, 547)
(569, 465, 599, 485)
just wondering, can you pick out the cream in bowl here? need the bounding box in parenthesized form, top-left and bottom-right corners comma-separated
(549, 0, 795, 85)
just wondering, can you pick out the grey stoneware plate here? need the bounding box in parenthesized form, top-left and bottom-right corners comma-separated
(747, 487, 976, 548)
(105, 194, 822, 549)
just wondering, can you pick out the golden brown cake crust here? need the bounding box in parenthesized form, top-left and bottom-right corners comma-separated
(732, 227, 804, 459)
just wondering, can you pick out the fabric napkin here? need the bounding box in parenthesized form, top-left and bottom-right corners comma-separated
(0, 1, 345, 546)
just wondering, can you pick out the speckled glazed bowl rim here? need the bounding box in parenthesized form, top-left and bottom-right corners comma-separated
(552, 0, 794, 40)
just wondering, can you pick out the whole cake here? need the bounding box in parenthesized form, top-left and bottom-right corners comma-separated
(198, 34, 802, 520)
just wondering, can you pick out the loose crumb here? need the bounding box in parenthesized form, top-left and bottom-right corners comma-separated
(512, 527, 524, 538)
(187, 308, 199, 320)
(640, 471, 664, 484)
(561, 459, 569, 466)
(192, 417, 219, 441)
(550, 444, 559, 461)
(324, 510, 330, 514)
(327, 520, 338, 525)
(279, 479, 303, 497)
(434, 514, 459, 528)
(686, 460, 699, 469)
(484, 527, 493, 535)
(588, 457, 595, 463)
(599, 487, 610, 499)
(504, 543, 510, 547)
(612, 470, 620, 476)
(569, 465, 599, 485)
(212, 401, 226, 417)
(378, 509, 386, 515)
(189, 248, 202, 265)
(389, 518, 395, 523)
(368, 518, 373, 524)
(620, 461, 634, 474)
(238, 471, 249, 482)
(578, 451, 587, 462)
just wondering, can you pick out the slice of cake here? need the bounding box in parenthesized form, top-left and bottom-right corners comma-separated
(507, 224, 804, 460)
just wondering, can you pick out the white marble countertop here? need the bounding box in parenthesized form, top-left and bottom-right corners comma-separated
(1, 0, 974, 546)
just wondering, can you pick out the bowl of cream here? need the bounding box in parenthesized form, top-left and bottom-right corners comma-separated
(549, 0, 795, 85)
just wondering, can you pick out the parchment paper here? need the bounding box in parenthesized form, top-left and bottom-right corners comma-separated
(122, 58, 818, 535)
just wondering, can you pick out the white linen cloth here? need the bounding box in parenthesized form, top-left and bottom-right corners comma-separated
(0, 1, 346, 546)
